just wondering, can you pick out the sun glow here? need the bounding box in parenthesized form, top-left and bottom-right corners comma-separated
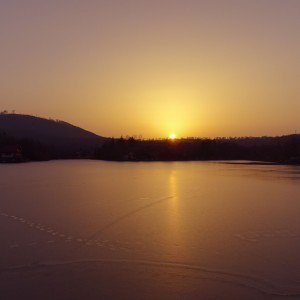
(169, 133, 177, 140)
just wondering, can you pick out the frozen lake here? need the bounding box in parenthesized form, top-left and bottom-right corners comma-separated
(1, 160, 300, 299)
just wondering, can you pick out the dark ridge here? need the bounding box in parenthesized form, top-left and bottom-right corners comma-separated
(0, 114, 103, 140)
(0, 114, 105, 161)
(1, 113, 299, 164)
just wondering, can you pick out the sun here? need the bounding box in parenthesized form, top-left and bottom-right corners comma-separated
(169, 133, 177, 140)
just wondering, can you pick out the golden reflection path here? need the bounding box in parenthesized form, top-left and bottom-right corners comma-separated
(165, 167, 187, 260)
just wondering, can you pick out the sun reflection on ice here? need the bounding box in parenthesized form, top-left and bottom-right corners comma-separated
(166, 169, 187, 260)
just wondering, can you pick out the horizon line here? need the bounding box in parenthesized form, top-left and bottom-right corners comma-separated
(0, 111, 298, 140)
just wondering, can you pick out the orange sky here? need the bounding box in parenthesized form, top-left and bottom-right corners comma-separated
(0, 0, 299, 138)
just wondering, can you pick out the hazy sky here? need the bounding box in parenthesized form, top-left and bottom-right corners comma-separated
(1, 0, 299, 138)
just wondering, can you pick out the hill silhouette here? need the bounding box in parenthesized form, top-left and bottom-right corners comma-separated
(1, 113, 299, 164)
(0, 114, 105, 160)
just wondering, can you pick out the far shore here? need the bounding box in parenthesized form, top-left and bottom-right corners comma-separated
(1, 158, 299, 166)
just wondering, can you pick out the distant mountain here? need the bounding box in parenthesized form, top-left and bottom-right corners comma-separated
(0, 114, 106, 160)
(1, 113, 299, 164)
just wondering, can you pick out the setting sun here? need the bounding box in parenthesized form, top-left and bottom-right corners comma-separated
(169, 133, 177, 140)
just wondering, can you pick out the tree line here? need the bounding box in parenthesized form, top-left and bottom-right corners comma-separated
(1, 131, 300, 164)
(95, 135, 300, 164)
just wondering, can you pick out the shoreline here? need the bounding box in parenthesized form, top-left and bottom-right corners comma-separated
(1, 158, 299, 166)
